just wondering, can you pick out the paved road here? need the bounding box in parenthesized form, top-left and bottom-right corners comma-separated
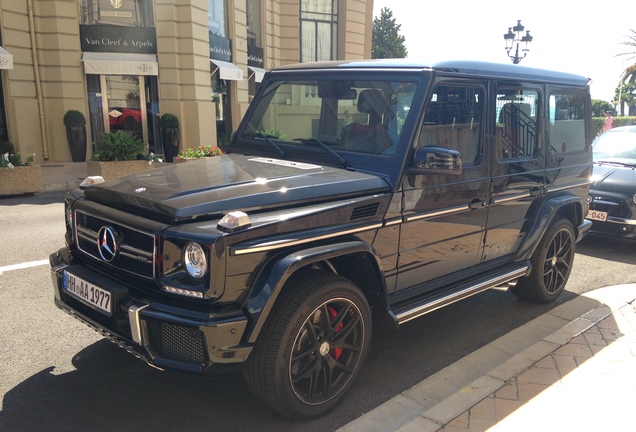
(1, 192, 635, 432)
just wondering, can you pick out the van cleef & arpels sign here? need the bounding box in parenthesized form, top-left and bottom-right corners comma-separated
(80, 25, 157, 54)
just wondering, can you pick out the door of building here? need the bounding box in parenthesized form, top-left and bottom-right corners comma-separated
(87, 74, 160, 155)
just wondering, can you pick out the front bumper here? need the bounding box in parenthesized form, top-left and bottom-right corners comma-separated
(585, 215, 636, 239)
(50, 248, 252, 372)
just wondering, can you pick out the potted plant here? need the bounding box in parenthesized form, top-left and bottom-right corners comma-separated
(174, 145, 224, 162)
(87, 130, 161, 181)
(63, 110, 87, 162)
(0, 146, 40, 195)
(160, 113, 180, 162)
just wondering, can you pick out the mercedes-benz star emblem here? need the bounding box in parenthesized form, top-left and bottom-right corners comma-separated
(98, 226, 118, 262)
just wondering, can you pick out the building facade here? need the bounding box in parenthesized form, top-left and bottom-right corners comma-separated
(0, 0, 373, 162)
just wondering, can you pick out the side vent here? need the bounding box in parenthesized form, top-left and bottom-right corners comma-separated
(350, 203, 380, 220)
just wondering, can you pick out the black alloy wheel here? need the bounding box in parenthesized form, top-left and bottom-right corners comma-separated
(243, 271, 372, 419)
(512, 217, 575, 303)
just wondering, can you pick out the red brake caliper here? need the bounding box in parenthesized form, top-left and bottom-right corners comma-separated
(327, 306, 344, 360)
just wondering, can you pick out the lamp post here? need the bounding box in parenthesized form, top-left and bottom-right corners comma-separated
(503, 20, 533, 64)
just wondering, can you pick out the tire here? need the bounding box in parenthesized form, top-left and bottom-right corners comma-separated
(511, 217, 575, 303)
(242, 271, 372, 419)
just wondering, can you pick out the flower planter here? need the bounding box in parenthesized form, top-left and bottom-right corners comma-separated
(0, 165, 42, 195)
(87, 160, 159, 181)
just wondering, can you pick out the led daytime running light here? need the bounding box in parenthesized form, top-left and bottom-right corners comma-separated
(161, 285, 204, 299)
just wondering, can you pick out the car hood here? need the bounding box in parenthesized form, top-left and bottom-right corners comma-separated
(83, 154, 390, 223)
(590, 163, 636, 196)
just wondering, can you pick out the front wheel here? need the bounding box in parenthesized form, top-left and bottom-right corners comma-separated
(243, 271, 372, 419)
(511, 217, 575, 303)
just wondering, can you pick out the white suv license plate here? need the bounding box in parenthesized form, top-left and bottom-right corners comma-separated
(63, 271, 112, 315)
(587, 210, 608, 222)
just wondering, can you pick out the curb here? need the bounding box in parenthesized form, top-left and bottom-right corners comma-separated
(337, 284, 636, 432)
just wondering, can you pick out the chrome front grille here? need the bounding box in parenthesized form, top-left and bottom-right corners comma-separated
(75, 211, 156, 279)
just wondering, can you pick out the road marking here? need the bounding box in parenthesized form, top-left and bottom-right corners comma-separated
(0, 259, 49, 274)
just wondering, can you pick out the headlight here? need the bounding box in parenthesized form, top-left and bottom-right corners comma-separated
(183, 242, 207, 278)
(66, 205, 73, 228)
(633, 193, 636, 205)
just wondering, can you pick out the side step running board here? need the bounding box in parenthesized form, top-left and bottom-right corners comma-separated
(388, 264, 530, 327)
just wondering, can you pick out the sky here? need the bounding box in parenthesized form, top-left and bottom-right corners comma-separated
(372, 0, 635, 103)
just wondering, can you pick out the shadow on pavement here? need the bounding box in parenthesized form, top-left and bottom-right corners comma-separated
(0, 191, 67, 206)
(0, 289, 574, 432)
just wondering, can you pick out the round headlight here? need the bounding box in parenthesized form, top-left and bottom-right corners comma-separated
(184, 242, 207, 278)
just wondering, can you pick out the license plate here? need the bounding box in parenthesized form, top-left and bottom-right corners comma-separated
(586, 210, 608, 222)
(63, 271, 113, 314)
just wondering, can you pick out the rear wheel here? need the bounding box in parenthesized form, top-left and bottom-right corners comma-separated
(243, 271, 372, 419)
(511, 218, 575, 303)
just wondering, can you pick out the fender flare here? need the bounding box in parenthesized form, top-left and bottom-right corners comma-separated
(243, 240, 387, 344)
(516, 192, 583, 261)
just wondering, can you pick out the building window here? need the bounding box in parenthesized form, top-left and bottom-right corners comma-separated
(80, 0, 153, 26)
(246, 0, 261, 47)
(208, 0, 228, 38)
(300, 0, 338, 62)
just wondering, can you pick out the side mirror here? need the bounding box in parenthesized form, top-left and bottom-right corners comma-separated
(407, 146, 463, 176)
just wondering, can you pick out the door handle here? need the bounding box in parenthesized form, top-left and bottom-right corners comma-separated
(469, 198, 486, 210)
(529, 187, 543, 197)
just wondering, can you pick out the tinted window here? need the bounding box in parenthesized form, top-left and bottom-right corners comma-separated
(549, 92, 587, 153)
(496, 88, 539, 160)
(419, 84, 484, 166)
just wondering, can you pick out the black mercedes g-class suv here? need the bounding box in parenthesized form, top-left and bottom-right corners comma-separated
(50, 60, 592, 419)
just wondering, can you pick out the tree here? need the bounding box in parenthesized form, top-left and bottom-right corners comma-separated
(592, 99, 615, 117)
(372, 7, 407, 59)
(615, 30, 636, 115)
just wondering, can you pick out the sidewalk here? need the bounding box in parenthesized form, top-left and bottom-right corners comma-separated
(339, 284, 636, 432)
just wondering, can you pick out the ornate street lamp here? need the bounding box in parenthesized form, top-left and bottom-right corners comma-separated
(503, 20, 533, 64)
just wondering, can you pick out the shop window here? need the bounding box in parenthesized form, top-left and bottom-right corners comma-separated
(300, 0, 338, 62)
(80, 0, 153, 26)
(208, 0, 229, 37)
(246, 0, 262, 47)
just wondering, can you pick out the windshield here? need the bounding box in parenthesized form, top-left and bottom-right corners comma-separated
(237, 78, 418, 160)
(593, 130, 636, 164)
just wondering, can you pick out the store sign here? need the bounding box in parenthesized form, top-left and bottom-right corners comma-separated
(80, 25, 157, 54)
(247, 45, 264, 68)
(209, 34, 232, 62)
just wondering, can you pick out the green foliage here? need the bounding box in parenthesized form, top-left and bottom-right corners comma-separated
(177, 145, 224, 158)
(372, 7, 407, 59)
(159, 113, 179, 129)
(257, 129, 287, 140)
(63, 110, 86, 127)
(1, 151, 34, 168)
(592, 99, 615, 117)
(93, 130, 146, 161)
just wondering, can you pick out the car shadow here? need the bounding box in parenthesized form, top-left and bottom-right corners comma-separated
(576, 234, 636, 265)
(0, 289, 578, 432)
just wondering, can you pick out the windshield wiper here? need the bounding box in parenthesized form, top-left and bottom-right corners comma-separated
(294, 138, 351, 169)
(595, 160, 636, 168)
(252, 133, 287, 158)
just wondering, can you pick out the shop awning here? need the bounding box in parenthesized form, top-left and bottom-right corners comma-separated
(211, 59, 243, 81)
(82, 53, 158, 75)
(248, 66, 266, 83)
(0, 46, 14, 70)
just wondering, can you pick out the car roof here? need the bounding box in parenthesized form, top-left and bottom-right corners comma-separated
(271, 59, 591, 87)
